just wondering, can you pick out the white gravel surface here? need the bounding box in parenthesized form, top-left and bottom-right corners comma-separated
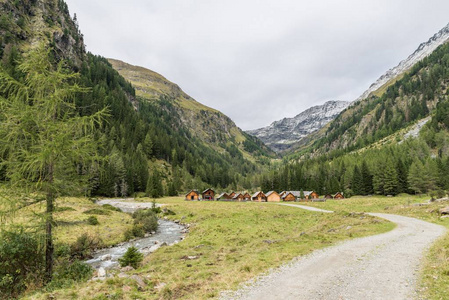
(221, 208, 446, 300)
(96, 198, 163, 213)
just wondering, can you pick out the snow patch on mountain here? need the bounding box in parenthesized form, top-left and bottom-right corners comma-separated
(247, 100, 350, 152)
(355, 23, 449, 102)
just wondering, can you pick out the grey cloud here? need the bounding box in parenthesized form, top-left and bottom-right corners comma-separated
(65, 0, 449, 130)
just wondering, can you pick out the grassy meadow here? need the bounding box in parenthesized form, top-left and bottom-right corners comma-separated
(26, 197, 394, 299)
(1, 195, 133, 248)
(302, 194, 449, 299)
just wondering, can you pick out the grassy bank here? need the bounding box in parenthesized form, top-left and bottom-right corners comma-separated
(302, 194, 449, 299)
(2, 196, 133, 247)
(28, 197, 394, 299)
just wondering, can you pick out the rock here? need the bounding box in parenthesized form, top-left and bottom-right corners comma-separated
(121, 266, 135, 272)
(160, 242, 168, 247)
(122, 285, 132, 292)
(100, 254, 112, 261)
(346, 226, 352, 230)
(118, 273, 129, 278)
(439, 207, 449, 215)
(130, 275, 146, 290)
(97, 267, 106, 278)
(180, 255, 199, 260)
(155, 282, 167, 291)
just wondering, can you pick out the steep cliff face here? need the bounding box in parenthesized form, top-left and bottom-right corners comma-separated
(247, 101, 349, 152)
(0, 0, 85, 66)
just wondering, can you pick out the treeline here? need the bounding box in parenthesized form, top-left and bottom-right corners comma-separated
(0, 52, 263, 197)
(262, 126, 449, 197)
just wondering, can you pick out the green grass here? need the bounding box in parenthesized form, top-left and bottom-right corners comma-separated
(303, 194, 449, 299)
(30, 197, 394, 299)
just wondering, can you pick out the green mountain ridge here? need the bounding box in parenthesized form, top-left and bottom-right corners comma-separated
(108, 58, 273, 159)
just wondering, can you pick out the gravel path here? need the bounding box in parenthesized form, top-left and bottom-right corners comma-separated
(96, 198, 163, 213)
(222, 208, 446, 300)
(277, 203, 333, 213)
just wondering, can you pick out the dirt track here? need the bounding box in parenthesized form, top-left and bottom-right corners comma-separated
(222, 205, 446, 300)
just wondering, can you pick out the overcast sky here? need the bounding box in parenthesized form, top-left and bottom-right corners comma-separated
(64, 0, 449, 130)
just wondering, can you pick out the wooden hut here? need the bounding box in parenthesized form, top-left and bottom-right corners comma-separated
(324, 194, 333, 199)
(304, 191, 319, 200)
(282, 192, 296, 202)
(185, 190, 199, 201)
(252, 191, 267, 202)
(266, 191, 281, 202)
(243, 192, 252, 201)
(334, 192, 345, 199)
(228, 191, 236, 198)
(233, 193, 245, 202)
(202, 188, 215, 200)
(279, 191, 287, 198)
(217, 192, 232, 201)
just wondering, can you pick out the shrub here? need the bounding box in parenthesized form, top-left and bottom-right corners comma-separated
(87, 216, 99, 225)
(118, 246, 143, 269)
(124, 224, 145, 240)
(70, 233, 103, 259)
(47, 260, 93, 290)
(102, 204, 122, 212)
(83, 208, 110, 215)
(162, 208, 176, 216)
(0, 229, 45, 298)
(133, 209, 158, 233)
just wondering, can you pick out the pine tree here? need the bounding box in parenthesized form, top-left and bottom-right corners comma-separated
(351, 165, 363, 195)
(360, 160, 373, 195)
(396, 158, 408, 194)
(383, 162, 399, 195)
(0, 44, 107, 282)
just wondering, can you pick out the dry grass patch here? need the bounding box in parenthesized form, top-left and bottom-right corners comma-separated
(2, 196, 133, 247)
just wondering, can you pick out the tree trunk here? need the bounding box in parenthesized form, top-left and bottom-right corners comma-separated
(45, 164, 54, 283)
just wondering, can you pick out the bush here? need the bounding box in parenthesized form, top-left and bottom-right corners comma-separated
(47, 260, 93, 290)
(102, 204, 122, 212)
(70, 233, 103, 259)
(83, 208, 110, 215)
(87, 216, 99, 225)
(124, 224, 145, 240)
(118, 246, 143, 269)
(133, 209, 158, 233)
(0, 229, 45, 298)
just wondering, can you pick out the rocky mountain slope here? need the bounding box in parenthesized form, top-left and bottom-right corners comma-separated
(355, 22, 449, 102)
(247, 101, 349, 152)
(288, 24, 449, 159)
(285, 22, 449, 158)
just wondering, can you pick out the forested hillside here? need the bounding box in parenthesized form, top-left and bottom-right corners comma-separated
(307, 41, 449, 155)
(267, 41, 449, 197)
(0, 0, 271, 198)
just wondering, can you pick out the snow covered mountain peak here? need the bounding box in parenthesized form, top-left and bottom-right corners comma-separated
(247, 100, 350, 152)
(355, 22, 449, 102)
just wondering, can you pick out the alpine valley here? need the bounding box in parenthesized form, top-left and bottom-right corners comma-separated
(1, 1, 449, 300)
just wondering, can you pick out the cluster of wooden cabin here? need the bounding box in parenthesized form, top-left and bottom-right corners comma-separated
(185, 189, 344, 202)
